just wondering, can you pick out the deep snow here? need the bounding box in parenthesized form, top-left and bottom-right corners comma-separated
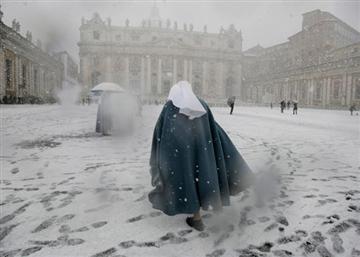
(0, 104, 359, 257)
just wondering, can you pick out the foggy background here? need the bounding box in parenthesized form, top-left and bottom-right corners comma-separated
(1, 0, 360, 62)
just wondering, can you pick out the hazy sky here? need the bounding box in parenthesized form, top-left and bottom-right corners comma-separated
(1, 0, 359, 63)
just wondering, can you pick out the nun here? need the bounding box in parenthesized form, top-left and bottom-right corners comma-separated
(96, 91, 137, 135)
(148, 81, 253, 231)
(96, 92, 113, 135)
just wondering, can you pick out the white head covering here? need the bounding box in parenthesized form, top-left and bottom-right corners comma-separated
(167, 81, 207, 120)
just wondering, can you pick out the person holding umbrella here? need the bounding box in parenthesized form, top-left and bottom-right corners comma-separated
(148, 81, 253, 231)
(92, 82, 137, 135)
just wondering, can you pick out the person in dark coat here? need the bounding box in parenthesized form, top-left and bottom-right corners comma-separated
(293, 101, 298, 115)
(227, 96, 236, 115)
(280, 100, 285, 113)
(349, 104, 356, 116)
(148, 81, 253, 231)
(287, 100, 291, 109)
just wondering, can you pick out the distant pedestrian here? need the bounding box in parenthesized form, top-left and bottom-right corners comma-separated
(280, 100, 286, 113)
(270, 102, 273, 109)
(287, 100, 291, 109)
(293, 101, 298, 115)
(349, 104, 356, 116)
(227, 96, 236, 115)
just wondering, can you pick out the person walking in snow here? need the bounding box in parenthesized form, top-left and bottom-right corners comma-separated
(148, 81, 253, 231)
(280, 100, 286, 113)
(227, 96, 236, 115)
(293, 101, 298, 115)
(349, 104, 356, 116)
(287, 100, 291, 109)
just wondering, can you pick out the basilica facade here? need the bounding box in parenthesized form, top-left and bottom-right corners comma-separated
(78, 8, 243, 103)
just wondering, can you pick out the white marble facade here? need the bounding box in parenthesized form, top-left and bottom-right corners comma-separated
(78, 11, 243, 102)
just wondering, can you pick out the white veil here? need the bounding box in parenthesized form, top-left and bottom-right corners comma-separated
(167, 81, 207, 120)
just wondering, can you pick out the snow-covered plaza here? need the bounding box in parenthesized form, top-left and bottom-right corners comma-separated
(1, 104, 359, 257)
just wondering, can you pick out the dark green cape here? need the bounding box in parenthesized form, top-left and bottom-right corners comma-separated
(149, 100, 253, 216)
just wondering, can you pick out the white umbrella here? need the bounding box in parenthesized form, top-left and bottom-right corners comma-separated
(91, 82, 125, 92)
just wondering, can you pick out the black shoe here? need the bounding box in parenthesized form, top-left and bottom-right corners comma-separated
(186, 217, 205, 231)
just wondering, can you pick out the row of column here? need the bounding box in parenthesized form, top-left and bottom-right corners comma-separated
(0, 52, 54, 98)
(94, 54, 242, 99)
(143, 57, 198, 95)
(103, 55, 227, 97)
(251, 74, 357, 106)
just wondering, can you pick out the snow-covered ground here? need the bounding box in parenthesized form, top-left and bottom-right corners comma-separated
(1, 104, 359, 257)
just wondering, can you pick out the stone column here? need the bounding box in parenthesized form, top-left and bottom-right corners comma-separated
(284, 80, 289, 100)
(202, 61, 208, 96)
(172, 58, 177, 85)
(294, 80, 298, 100)
(321, 78, 326, 107)
(188, 59, 193, 84)
(341, 73, 346, 106)
(346, 74, 352, 105)
(29, 62, 33, 96)
(80, 56, 91, 89)
(146, 56, 151, 95)
(326, 77, 331, 106)
(308, 79, 313, 106)
(141, 56, 145, 97)
(238, 63, 243, 99)
(184, 59, 188, 80)
(0, 49, 4, 98)
(217, 62, 224, 97)
(39, 69, 43, 96)
(43, 70, 47, 96)
(15, 56, 20, 97)
(42, 69, 46, 96)
(105, 55, 112, 82)
(157, 58, 162, 95)
(124, 56, 129, 90)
